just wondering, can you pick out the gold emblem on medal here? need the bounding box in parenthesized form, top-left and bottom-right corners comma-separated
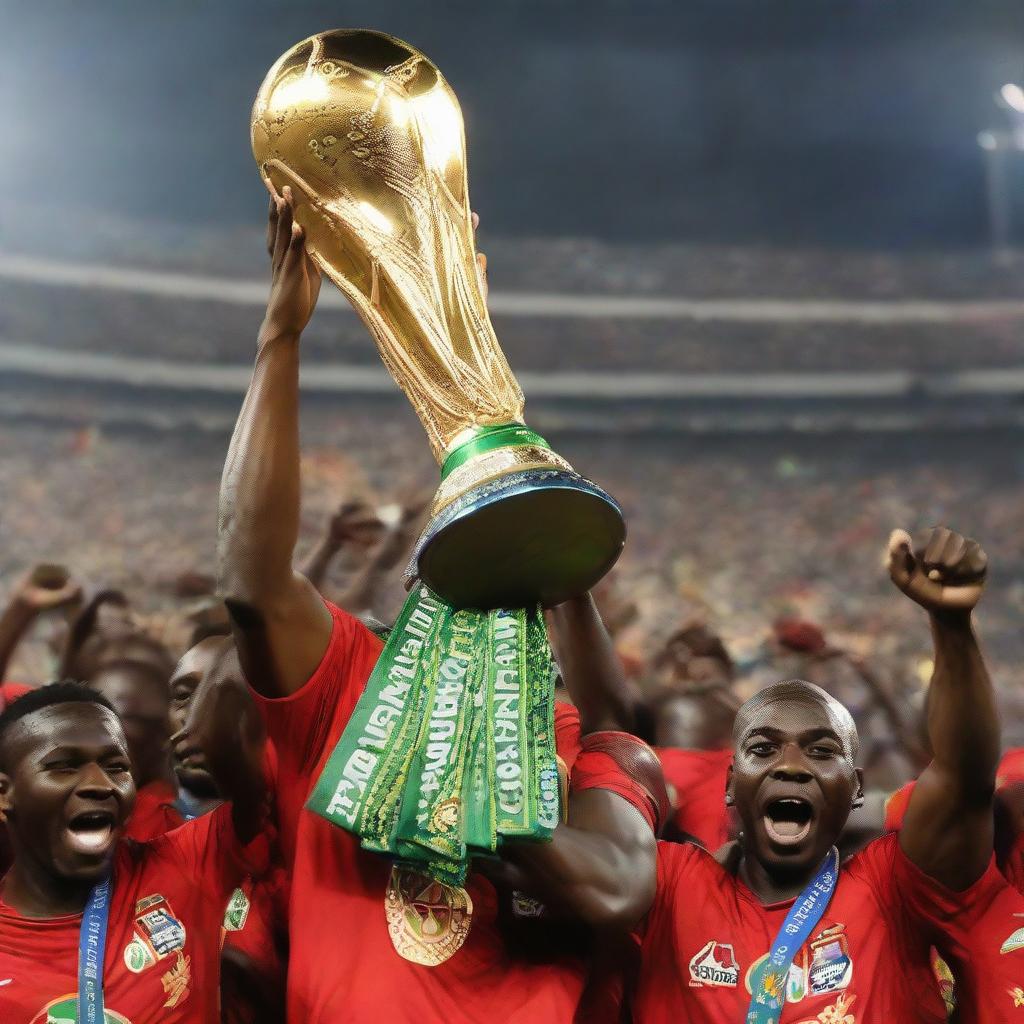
(385, 865, 473, 966)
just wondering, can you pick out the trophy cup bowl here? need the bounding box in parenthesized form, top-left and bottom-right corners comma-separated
(252, 29, 624, 609)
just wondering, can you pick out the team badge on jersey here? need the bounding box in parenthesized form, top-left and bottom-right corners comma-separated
(385, 866, 473, 966)
(689, 941, 739, 987)
(808, 925, 854, 996)
(745, 923, 853, 1004)
(131, 894, 187, 963)
(222, 888, 251, 932)
(123, 937, 156, 974)
(1001, 916, 1024, 954)
(30, 996, 133, 1023)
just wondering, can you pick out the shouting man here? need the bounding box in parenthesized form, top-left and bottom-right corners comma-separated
(633, 526, 1001, 1022)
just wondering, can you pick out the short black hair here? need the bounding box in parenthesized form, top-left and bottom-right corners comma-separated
(0, 681, 116, 768)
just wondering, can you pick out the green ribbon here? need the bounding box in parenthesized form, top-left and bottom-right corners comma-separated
(440, 423, 551, 482)
(306, 583, 560, 885)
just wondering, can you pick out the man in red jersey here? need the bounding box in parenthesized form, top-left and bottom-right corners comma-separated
(0, 680, 269, 1022)
(215, 187, 663, 1023)
(169, 635, 289, 1024)
(628, 526, 1004, 1023)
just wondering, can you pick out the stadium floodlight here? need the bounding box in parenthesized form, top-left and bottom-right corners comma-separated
(1000, 83, 1024, 113)
(999, 82, 1024, 112)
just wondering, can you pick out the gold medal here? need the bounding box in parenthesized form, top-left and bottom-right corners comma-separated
(385, 865, 473, 966)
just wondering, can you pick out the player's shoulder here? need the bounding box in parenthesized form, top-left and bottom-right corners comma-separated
(657, 837, 727, 884)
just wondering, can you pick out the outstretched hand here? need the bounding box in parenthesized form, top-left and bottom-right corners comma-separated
(325, 501, 385, 551)
(262, 184, 322, 341)
(887, 526, 987, 616)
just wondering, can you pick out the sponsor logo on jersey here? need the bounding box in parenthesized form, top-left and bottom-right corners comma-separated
(1002, 915, 1024, 954)
(123, 937, 156, 974)
(132, 894, 186, 961)
(30, 996, 133, 1024)
(222, 888, 251, 932)
(744, 923, 853, 1004)
(808, 925, 854, 996)
(689, 940, 740, 988)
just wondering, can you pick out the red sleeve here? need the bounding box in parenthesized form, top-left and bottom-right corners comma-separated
(999, 748, 1024, 788)
(883, 781, 914, 832)
(857, 833, 1008, 956)
(248, 601, 383, 779)
(123, 781, 185, 842)
(1002, 831, 1024, 892)
(555, 708, 661, 833)
(0, 683, 31, 710)
(143, 803, 272, 904)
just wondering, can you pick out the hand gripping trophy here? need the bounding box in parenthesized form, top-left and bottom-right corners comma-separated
(252, 30, 625, 913)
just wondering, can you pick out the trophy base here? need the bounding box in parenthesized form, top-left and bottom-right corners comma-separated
(409, 469, 625, 610)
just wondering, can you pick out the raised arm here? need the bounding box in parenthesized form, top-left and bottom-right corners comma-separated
(499, 594, 661, 931)
(217, 188, 330, 697)
(298, 501, 384, 594)
(187, 638, 267, 843)
(0, 565, 80, 682)
(546, 592, 645, 734)
(891, 526, 997, 890)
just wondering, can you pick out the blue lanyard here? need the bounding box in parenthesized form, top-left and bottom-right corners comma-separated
(745, 847, 839, 1024)
(78, 875, 111, 1024)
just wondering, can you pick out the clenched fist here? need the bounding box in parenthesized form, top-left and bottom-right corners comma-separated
(887, 526, 987, 616)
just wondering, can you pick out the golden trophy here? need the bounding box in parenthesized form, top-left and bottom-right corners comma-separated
(252, 29, 624, 609)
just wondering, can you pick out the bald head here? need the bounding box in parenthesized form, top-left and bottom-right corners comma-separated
(734, 679, 859, 761)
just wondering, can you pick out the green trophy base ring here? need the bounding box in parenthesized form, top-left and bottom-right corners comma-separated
(409, 469, 626, 610)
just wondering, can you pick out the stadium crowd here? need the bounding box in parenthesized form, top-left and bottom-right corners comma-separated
(0, 190, 1023, 1024)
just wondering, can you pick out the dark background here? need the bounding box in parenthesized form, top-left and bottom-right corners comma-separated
(6, 0, 1023, 246)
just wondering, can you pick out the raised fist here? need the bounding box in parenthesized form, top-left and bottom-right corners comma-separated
(887, 526, 987, 616)
(12, 564, 82, 613)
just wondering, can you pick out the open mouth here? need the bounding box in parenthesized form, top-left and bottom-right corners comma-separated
(763, 798, 814, 846)
(64, 810, 117, 857)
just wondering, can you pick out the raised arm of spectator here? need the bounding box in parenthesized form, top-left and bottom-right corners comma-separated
(337, 496, 426, 615)
(499, 593, 663, 931)
(0, 565, 80, 682)
(187, 638, 267, 843)
(299, 501, 384, 594)
(547, 592, 645, 734)
(217, 187, 331, 698)
(891, 526, 998, 890)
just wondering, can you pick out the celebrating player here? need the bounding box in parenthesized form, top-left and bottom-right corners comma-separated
(625, 526, 1002, 1022)
(0, 678, 269, 1021)
(214, 186, 664, 1023)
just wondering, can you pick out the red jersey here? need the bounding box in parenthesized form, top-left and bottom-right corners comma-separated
(885, 748, 1024, 833)
(634, 833, 995, 1023)
(220, 866, 290, 1024)
(922, 857, 1024, 1024)
(0, 683, 31, 711)
(656, 747, 734, 850)
(0, 686, 32, 878)
(251, 600, 653, 1024)
(0, 804, 267, 1023)
(124, 780, 185, 843)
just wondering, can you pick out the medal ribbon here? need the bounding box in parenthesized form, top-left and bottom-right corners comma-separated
(306, 584, 559, 885)
(78, 875, 111, 1024)
(745, 847, 840, 1024)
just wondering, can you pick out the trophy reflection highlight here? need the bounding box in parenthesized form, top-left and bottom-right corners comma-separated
(252, 29, 624, 609)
